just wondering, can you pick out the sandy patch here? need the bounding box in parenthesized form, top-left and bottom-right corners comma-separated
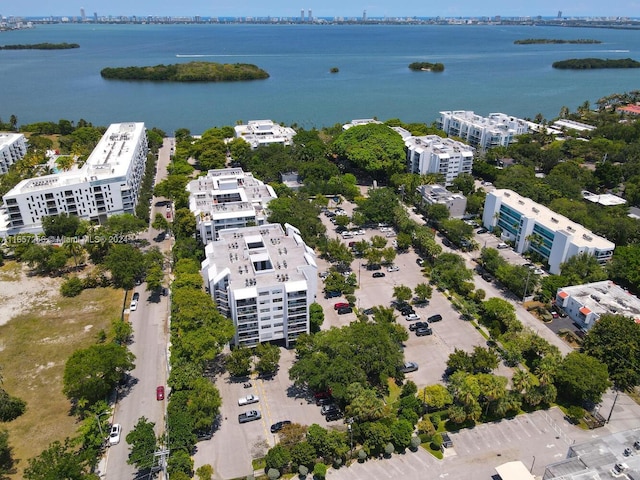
(0, 263, 63, 326)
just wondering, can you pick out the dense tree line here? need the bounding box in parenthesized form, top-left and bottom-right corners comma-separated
(100, 62, 270, 82)
(514, 38, 600, 44)
(408, 61, 445, 72)
(552, 58, 640, 69)
(0, 42, 79, 49)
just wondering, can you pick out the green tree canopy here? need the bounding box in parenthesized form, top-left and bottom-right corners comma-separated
(555, 352, 611, 404)
(125, 417, 158, 471)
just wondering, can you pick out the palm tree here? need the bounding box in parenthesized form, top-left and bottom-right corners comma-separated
(511, 368, 532, 394)
(535, 356, 558, 386)
(64, 240, 84, 269)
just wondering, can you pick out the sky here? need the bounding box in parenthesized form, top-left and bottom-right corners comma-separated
(4, 0, 639, 18)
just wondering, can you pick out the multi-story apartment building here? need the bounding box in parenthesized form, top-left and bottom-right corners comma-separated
(437, 111, 528, 150)
(233, 120, 296, 149)
(416, 184, 467, 218)
(555, 280, 640, 331)
(405, 135, 474, 185)
(187, 168, 277, 244)
(482, 189, 615, 274)
(201, 223, 318, 348)
(0, 132, 28, 175)
(0, 122, 147, 236)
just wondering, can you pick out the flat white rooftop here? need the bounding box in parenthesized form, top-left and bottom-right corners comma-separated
(493, 189, 614, 250)
(582, 191, 627, 206)
(552, 119, 596, 132)
(559, 281, 640, 322)
(0, 132, 25, 148)
(7, 122, 144, 194)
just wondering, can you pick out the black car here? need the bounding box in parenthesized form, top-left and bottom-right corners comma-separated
(400, 307, 415, 316)
(132, 292, 140, 301)
(409, 321, 429, 332)
(367, 263, 382, 271)
(372, 272, 385, 278)
(416, 326, 433, 336)
(428, 314, 443, 322)
(325, 410, 344, 422)
(321, 404, 340, 416)
(337, 307, 353, 315)
(416, 258, 425, 266)
(270, 420, 292, 433)
(477, 228, 488, 234)
(316, 396, 333, 406)
(363, 308, 375, 315)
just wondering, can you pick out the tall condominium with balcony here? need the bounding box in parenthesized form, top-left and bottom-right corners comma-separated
(187, 168, 277, 244)
(437, 111, 528, 150)
(405, 135, 474, 185)
(201, 223, 318, 348)
(0, 132, 28, 175)
(234, 120, 297, 149)
(482, 189, 615, 274)
(0, 122, 147, 236)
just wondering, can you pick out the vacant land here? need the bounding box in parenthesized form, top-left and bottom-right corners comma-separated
(0, 261, 123, 477)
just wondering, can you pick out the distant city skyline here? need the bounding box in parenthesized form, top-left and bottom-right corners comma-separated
(3, 0, 637, 19)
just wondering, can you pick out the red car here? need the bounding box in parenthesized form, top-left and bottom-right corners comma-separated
(334, 302, 349, 310)
(156, 386, 165, 401)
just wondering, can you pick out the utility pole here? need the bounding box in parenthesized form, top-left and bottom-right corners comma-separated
(606, 389, 620, 424)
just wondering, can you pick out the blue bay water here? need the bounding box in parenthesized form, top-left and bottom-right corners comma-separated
(0, 23, 639, 133)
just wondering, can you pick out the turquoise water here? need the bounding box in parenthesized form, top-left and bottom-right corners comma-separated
(1, 23, 639, 133)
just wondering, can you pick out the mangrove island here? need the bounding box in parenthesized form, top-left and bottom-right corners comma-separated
(514, 38, 601, 45)
(552, 58, 640, 69)
(100, 61, 270, 82)
(408, 61, 445, 72)
(0, 42, 80, 50)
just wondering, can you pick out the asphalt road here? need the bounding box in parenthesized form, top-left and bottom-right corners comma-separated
(102, 138, 174, 479)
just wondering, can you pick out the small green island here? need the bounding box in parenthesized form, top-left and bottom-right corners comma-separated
(552, 58, 640, 69)
(100, 61, 270, 82)
(409, 61, 445, 72)
(0, 42, 80, 50)
(330, 67, 339, 73)
(514, 38, 601, 45)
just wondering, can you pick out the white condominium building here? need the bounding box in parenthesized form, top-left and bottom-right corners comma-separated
(234, 120, 296, 149)
(0, 122, 148, 236)
(555, 281, 640, 331)
(0, 132, 28, 175)
(437, 111, 528, 150)
(187, 168, 277, 244)
(201, 223, 318, 348)
(405, 135, 474, 185)
(482, 189, 615, 274)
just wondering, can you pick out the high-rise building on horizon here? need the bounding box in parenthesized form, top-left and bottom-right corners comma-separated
(80, 7, 85, 21)
(300, 9, 304, 22)
(308, 9, 312, 22)
(363, 10, 367, 22)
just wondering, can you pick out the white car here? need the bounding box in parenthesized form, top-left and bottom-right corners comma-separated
(497, 242, 509, 249)
(109, 424, 122, 446)
(238, 394, 260, 406)
(130, 300, 137, 311)
(387, 265, 399, 272)
(405, 313, 420, 321)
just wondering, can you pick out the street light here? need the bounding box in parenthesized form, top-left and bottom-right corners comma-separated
(347, 418, 354, 459)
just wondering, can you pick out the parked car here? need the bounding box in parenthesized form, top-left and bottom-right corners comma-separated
(477, 228, 488, 234)
(363, 308, 375, 315)
(109, 424, 122, 446)
(314, 389, 332, 400)
(481, 273, 493, 282)
(337, 307, 353, 315)
(324, 290, 341, 299)
(428, 314, 443, 322)
(367, 263, 382, 271)
(238, 394, 260, 406)
(398, 362, 419, 373)
(156, 386, 165, 401)
(321, 404, 340, 415)
(162, 287, 169, 296)
(316, 396, 333, 406)
(132, 292, 140, 301)
(387, 265, 400, 272)
(129, 300, 138, 311)
(497, 242, 509, 249)
(334, 302, 349, 310)
(238, 410, 262, 424)
(325, 410, 344, 422)
(416, 258, 425, 267)
(372, 272, 385, 278)
(270, 420, 292, 433)
(409, 321, 429, 331)
(400, 307, 415, 316)
(416, 326, 433, 336)
(405, 313, 420, 321)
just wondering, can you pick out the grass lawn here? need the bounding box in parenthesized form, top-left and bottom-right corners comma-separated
(0, 284, 124, 478)
(384, 377, 402, 406)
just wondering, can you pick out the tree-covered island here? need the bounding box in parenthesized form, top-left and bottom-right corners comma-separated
(0, 42, 79, 50)
(100, 61, 270, 82)
(514, 38, 601, 44)
(408, 61, 445, 72)
(552, 58, 640, 69)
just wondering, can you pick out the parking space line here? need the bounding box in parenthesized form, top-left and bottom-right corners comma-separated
(253, 378, 273, 444)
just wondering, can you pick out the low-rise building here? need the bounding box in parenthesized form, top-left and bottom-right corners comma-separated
(552, 119, 596, 132)
(234, 120, 296, 149)
(543, 427, 640, 479)
(437, 110, 528, 150)
(482, 189, 615, 274)
(201, 223, 318, 348)
(0, 132, 27, 175)
(405, 135, 474, 185)
(555, 280, 640, 331)
(0, 122, 147, 236)
(187, 167, 277, 244)
(417, 184, 467, 218)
